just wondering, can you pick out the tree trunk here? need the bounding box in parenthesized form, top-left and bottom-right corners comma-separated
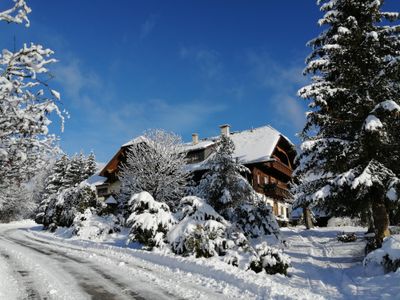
(303, 206, 314, 229)
(371, 191, 390, 248)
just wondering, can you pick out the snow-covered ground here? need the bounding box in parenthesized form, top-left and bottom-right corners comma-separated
(0, 221, 399, 300)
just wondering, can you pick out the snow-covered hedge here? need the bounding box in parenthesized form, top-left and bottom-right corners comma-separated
(364, 235, 400, 273)
(126, 191, 176, 250)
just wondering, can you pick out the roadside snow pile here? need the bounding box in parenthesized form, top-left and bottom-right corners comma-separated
(127, 191, 176, 250)
(73, 209, 123, 242)
(364, 235, 400, 273)
(327, 217, 361, 227)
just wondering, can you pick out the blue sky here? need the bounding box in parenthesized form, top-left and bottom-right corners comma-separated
(1, 0, 399, 163)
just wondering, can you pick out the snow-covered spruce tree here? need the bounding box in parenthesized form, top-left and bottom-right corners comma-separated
(195, 135, 251, 215)
(36, 153, 98, 228)
(195, 135, 280, 238)
(0, 0, 63, 222)
(126, 192, 176, 250)
(293, 0, 400, 248)
(85, 151, 97, 179)
(119, 129, 189, 210)
(62, 153, 87, 188)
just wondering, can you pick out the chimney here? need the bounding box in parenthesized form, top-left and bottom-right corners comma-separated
(219, 124, 230, 136)
(192, 133, 199, 145)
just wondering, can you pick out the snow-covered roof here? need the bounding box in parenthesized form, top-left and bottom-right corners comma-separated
(182, 140, 216, 152)
(185, 125, 287, 165)
(86, 173, 107, 186)
(105, 195, 118, 204)
(122, 135, 149, 148)
(229, 125, 282, 164)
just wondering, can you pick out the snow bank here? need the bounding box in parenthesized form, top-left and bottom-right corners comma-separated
(364, 235, 400, 273)
(327, 217, 361, 227)
(73, 209, 123, 242)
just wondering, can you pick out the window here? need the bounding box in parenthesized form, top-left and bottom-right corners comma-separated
(257, 174, 260, 185)
(264, 176, 268, 184)
(97, 187, 108, 196)
(281, 206, 286, 217)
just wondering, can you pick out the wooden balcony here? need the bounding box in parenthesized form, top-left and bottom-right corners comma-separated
(264, 183, 292, 201)
(264, 159, 293, 177)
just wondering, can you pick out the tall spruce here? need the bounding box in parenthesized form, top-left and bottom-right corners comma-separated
(195, 134, 252, 217)
(293, 0, 400, 248)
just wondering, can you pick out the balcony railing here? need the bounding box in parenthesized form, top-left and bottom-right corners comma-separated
(265, 160, 293, 177)
(264, 183, 292, 200)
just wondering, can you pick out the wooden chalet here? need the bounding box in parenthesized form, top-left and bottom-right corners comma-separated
(94, 124, 296, 223)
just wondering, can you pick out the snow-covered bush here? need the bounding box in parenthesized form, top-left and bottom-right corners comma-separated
(168, 196, 234, 258)
(337, 232, 357, 243)
(236, 197, 280, 239)
(364, 235, 400, 273)
(37, 182, 100, 230)
(126, 192, 176, 250)
(327, 217, 362, 228)
(249, 242, 291, 276)
(73, 209, 123, 241)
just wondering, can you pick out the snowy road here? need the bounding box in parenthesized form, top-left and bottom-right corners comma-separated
(1, 222, 399, 300)
(0, 225, 177, 299)
(0, 222, 255, 300)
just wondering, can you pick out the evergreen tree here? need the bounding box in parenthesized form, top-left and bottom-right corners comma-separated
(62, 153, 86, 188)
(85, 151, 97, 178)
(293, 0, 400, 248)
(195, 135, 252, 217)
(195, 135, 280, 238)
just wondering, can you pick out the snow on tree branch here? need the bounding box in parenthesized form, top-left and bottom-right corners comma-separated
(0, 0, 31, 27)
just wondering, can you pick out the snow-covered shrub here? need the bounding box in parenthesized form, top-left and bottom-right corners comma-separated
(364, 235, 400, 273)
(390, 226, 400, 235)
(37, 182, 100, 230)
(337, 232, 357, 243)
(73, 209, 123, 241)
(168, 196, 234, 258)
(236, 196, 280, 239)
(327, 217, 362, 227)
(249, 242, 291, 276)
(126, 192, 176, 250)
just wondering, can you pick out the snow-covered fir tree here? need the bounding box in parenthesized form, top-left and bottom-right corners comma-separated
(36, 153, 98, 227)
(195, 135, 280, 238)
(85, 151, 97, 178)
(0, 0, 63, 222)
(195, 135, 252, 216)
(119, 129, 189, 209)
(293, 0, 400, 248)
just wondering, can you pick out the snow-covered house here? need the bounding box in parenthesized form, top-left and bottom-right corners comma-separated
(96, 124, 296, 223)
